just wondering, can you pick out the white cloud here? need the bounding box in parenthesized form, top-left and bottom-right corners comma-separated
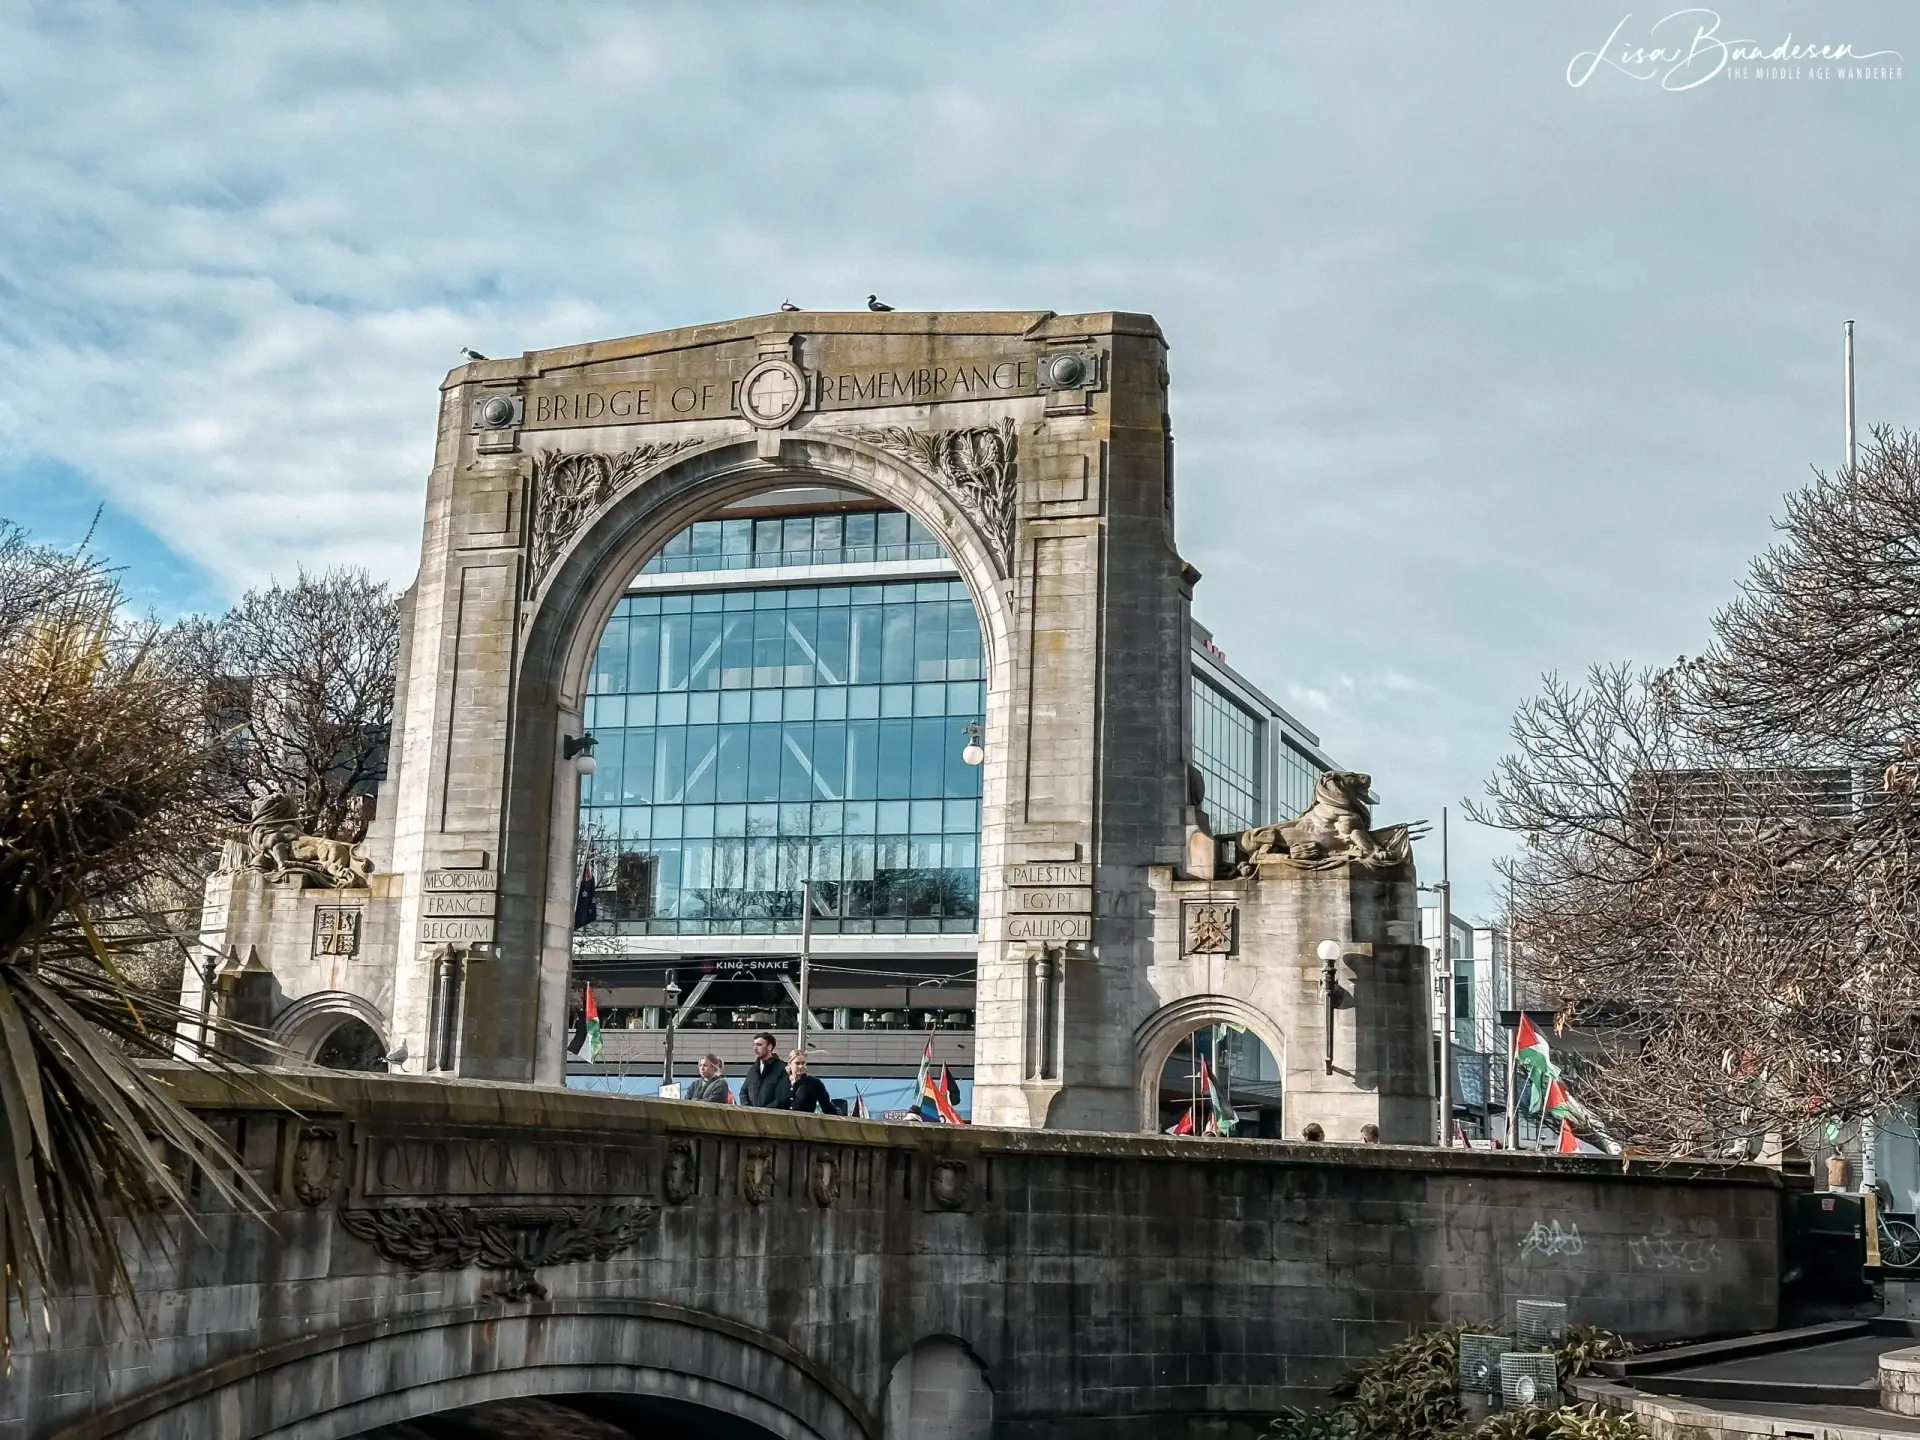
(2, 0, 1917, 914)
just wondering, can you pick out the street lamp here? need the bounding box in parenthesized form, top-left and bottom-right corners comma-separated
(662, 975, 682, 1096)
(960, 722, 985, 767)
(1316, 940, 1342, 1075)
(564, 732, 598, 775)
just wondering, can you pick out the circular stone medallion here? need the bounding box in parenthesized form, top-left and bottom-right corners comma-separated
(738, 358, 808, 429)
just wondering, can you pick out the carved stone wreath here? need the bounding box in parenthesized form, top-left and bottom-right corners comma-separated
(526, 442, 704, 591)
(338, 1203, 658, 1302)
(290, 1126, 344, 1207)
(836, 419, 1018, 575)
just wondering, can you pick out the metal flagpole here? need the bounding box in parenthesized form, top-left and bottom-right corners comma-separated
(1845, 319, 1857, 474)
(796, 878, 814, 1056)
(1438, 808, 1454, 1146)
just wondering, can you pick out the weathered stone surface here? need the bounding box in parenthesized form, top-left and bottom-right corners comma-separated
(6, 1073, 1787, 1439)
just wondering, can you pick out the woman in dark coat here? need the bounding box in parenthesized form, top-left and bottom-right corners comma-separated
(786, 1049, 834, 1114)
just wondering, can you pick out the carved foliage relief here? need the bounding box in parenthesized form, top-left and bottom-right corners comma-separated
(527, 442, 703, 591)
(838, 419, 1018, 575)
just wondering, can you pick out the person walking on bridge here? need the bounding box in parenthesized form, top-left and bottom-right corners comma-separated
(741, 1032, 791, 1108)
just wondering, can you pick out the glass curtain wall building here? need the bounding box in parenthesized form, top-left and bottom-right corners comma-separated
(569, 489, 984, 1116)
(565, 513, 1342, 1119)
(1188, 620, 1336, 838)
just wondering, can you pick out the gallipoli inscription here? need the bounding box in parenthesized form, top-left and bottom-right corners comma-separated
(359, 1129, 653, 1201)
(517, 350, 1049, 433)
(1007, 914, 1092, 942)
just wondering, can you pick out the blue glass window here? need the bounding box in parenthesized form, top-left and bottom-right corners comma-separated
(581, 567, 985, 935)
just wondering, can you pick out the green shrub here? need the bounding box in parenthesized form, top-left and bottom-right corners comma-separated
(1266, 1322, 1640, 1440)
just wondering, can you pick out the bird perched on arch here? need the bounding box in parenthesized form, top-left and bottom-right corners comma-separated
(461, 347, 488, 361)
(779, 299, 801, 312)
(867, 294, 894, 312)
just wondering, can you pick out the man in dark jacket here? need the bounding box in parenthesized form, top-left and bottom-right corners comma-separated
(786, 1050, 833, 1114)
(740, 1032, 791, 1108)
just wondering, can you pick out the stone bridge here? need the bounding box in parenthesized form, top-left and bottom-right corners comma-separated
(7, 1073, 1784, 1440)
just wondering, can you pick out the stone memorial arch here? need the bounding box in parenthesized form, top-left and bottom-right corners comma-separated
(382, 310, 1193, 1131)
(188, 309, 1435, 1139)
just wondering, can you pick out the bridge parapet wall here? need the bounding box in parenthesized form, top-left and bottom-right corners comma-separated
(9, 1073, 1785, 1440)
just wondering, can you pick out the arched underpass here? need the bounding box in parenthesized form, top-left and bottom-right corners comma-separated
(353, 1393, 783, 1440)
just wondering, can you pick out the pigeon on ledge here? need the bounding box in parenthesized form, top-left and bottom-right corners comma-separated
(461, 348, 488, 361)
(780, 299, 801, 312)
(867, 295, 894, 312)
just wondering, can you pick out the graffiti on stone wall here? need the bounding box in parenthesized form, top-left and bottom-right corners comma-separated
(1630, 1222, 1720, 1272)
(1517, 1220, 1585, 1259)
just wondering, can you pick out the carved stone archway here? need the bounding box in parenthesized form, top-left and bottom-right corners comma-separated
(1133, 993, 1288, 1133)
(57, 1301, 872, 1440)
(359, 311, 1193, 1130)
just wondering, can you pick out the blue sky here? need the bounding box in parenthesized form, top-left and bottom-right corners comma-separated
(3, 2, 1916, 916)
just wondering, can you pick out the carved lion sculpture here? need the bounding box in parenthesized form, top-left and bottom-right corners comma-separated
(247, 794, 373, 889)
(1235, 771, 1423, 874)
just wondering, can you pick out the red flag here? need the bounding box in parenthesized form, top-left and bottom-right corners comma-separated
(1514, 1013, 1545, 1054)
(1166, 1105, 1195, 1136)
(1544, 1077, 1572, 1116)
(1557, 1118, 1579, 1154)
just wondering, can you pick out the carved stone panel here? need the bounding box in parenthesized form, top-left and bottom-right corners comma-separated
(338, 1203, 658, 1302)
(663, 1140, 697, 1204)
(1183, 902, 1238, 956)
(929, 1158, 972, 1212)
(809, 1151, 841, 1208)
(312, 907, 362, 960)
(741, 1144, 775, 1205)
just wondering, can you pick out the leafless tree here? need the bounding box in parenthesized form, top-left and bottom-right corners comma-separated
(174, 569, 399, 841)
(1474, 431, 1920, 1155)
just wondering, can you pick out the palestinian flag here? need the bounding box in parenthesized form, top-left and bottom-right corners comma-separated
(852, 1091, 868, 1120)
(1199, 1056, 1237, 1136)
(1515, 1014, 1555, 1088)
(1557, 1118, 1580, 1154)
(581, 982, 603, 1062)
(1167, 1105, 1196, 1136)
(1543, 1076, 1573, 1119)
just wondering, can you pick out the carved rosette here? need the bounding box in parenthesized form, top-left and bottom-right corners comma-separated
(338, 1203, 658, 1302)
(527, 442, 704, 591)
(836, 420, 1018, 575)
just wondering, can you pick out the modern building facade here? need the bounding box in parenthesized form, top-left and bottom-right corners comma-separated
(564, 497, 1340, 1116)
